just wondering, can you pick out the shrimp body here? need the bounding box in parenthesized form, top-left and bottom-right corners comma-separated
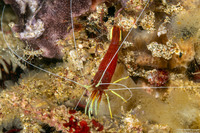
(86, 26, 121, 118)
(93, 26, 121, 90)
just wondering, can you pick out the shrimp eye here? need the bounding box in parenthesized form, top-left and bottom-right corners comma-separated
(91, 79, 94, 83)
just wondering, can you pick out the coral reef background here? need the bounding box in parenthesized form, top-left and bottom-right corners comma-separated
(0, 0, 200, 132)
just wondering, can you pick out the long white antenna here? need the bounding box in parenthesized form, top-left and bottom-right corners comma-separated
(70, 0, 84, 76)
(97, 0, 150, 87)
(70, 0, 78, 53)
(106, 86, 200, 91)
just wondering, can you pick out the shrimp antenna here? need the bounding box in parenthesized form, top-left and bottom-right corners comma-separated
(70, 0, 78, 55)
(106, 86, 200, 91)
(1, 5, 86, 89)
(70, 0, 84, 77)
(96, 0, 150, 87)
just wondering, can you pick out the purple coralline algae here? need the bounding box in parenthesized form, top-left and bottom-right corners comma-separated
(3, 0, 92, 58)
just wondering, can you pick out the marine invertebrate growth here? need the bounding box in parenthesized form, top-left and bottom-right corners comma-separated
(146, 69, 169, 86)
(3, 0, 92, 58)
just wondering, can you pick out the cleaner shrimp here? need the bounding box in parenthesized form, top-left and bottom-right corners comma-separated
(1, 0, 151, 119)
(84, 25, 128, 118)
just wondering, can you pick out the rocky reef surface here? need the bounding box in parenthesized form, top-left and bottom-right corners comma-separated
(0, 0, 200, 132)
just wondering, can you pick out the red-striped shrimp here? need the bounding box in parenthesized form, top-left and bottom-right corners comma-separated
(85, 26, 128, 118)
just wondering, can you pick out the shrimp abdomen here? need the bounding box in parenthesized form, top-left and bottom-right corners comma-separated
(98, 26, 121, 76)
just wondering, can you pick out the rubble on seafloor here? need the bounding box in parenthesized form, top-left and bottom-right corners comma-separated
(0, 0, 200, 132)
